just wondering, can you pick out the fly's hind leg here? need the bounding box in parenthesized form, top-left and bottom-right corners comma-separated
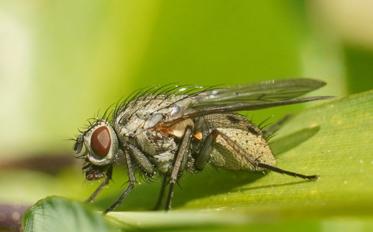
(152, 175, 168, 210)
(256, 162, 318, 180)
(194, 130, 219, 170)
(216, 130, 318, 181)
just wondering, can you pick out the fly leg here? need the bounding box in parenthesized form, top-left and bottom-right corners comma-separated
(152, 175, 168, 210)
(217, 130, 318, 180)
(104, 151, 136, 214)
(256, 162, 318, 180)
(195, 130, 219, 170)
(165, 126, 193, 211)
(127, 144, 155, 176)
(86, 166, 113, 203)
(128, 144, 160, 210)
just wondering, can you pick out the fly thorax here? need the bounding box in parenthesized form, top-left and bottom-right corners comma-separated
(168, 118, 194, 138)
(116, 115, 145, 137)
(153, 151, 174, 173)
(136, 129, 177, 157)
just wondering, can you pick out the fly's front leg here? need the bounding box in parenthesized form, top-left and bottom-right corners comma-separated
(128, 144, 155, 176)
(128, 144, 166, 210)
(86, 166, 113, 203)
(104, 151, 136, 214)
(165, 126, 193, 211)
(217, 130, 318, 180)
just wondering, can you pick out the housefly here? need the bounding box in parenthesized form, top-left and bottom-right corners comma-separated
(73, 78, 331, 213)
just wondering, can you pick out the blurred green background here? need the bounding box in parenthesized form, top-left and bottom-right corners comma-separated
(0, 0, 373, 231)
(0, 0, 356, 155)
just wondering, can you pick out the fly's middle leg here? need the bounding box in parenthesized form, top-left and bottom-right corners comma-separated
(165, 125, 193, 210)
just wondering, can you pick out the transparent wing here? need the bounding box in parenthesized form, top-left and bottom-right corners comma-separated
(162, 78, 332, 124)
(192, 78, 327, 107)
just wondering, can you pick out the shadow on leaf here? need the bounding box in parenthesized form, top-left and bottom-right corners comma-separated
(239, 179, 313, 191)
(270, 126, 320, 156)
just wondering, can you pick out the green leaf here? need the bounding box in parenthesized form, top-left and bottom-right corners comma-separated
(22, 197, 117, 232)
(108, 211, 247, 228)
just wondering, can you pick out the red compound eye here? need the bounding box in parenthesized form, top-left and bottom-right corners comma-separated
(90, 126, 111, 157)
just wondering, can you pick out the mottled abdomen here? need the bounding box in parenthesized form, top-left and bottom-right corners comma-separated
(210, 128, 276, 171)
(200, 114, 276, 171)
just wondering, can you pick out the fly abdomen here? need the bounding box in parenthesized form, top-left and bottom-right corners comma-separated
(196, 114, 275, 171)
(210, 127, 276, 171)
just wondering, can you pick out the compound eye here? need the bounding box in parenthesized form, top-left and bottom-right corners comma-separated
(90, 126, 111, 157)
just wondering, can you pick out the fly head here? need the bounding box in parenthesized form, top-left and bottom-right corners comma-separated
(74, 119, 119, 180)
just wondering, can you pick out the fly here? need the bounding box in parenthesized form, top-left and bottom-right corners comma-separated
(73, 78, 331, 213)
